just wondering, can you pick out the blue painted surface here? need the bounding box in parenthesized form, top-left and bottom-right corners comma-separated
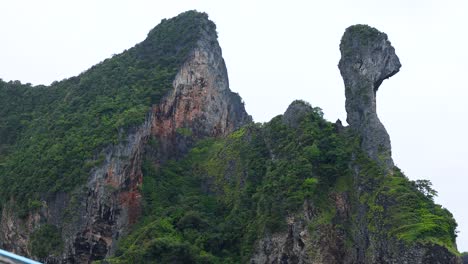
(0, 249, 42, 264)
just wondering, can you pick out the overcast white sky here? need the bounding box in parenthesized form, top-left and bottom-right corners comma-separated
(1, 0, 467, 252)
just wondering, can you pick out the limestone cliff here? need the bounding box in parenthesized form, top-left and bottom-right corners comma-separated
(69, 33, 250, 261)
(338, 25, 401, 169)
(151, 21, 251, 161)
(0, 11, 250, 263)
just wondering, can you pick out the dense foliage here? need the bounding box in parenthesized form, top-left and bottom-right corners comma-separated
(107, 101, 458, 263)
(0, 11, 213, 213)
(30, 224, 63, 258)
(107, 103, 347, 263)
(357, 157, 458, 254)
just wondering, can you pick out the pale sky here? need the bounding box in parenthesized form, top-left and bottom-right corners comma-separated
(1, 0, 467, 252)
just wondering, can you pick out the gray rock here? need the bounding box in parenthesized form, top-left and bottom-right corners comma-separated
(338, 25, 401, 169)
(334, 119, 344, 133)
(250, 200, 315, 264)
(282, 100, 314, 128)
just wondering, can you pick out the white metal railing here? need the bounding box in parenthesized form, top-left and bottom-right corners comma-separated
(0, 249, 42, 264)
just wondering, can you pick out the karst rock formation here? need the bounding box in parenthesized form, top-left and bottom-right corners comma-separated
(339, 25, 401, 170)
(0, 12, 462, 264)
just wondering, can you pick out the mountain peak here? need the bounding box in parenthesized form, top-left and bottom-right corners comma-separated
(0, 10, 250, 262)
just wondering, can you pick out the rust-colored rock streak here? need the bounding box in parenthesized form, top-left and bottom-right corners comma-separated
(152, 25, 251, 159)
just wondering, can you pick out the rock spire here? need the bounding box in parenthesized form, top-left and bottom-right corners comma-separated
(338, 25, 401, 169)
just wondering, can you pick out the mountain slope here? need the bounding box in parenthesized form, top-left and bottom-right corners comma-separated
(0, 11, 461, 264)
(0, 10, 225, 209)
(0, 11, 250, 262)
(107, 101, 459, 263)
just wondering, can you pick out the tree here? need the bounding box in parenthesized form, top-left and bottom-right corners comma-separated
(414, 179, 438, 200)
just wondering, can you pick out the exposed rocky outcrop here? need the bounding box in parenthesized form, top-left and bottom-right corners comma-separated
(338, 25, 401, 169)
(0, 202, 40, 257)
(251, 196, 352, 264)
(282, 100, 315, 128)
(250, 200, 315, 264)
(151, 20, 251, 161)
(65, 122, 150, 263)
(250, 216, 311, 264)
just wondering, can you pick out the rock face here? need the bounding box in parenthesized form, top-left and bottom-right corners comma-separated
(250, 202, 313, 264)
(462, 254, 468, 264)
(0, 202, 41, 257)
(282, 100, 316, 128)
(338, 25, 401, 169)
(152, 21, 251, 160)
(67, 123, 150, 263)
(251, 197, 351, 264)
(250, 25, 461, 264)
(0, 12, 250, 263)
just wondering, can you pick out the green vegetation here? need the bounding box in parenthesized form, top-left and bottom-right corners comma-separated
(30, 224, 63, 258)
(384, 173, 457, 253)
(0, 11, 213, 213)
(358, 158, 458, 254)
(346, 24, 381, 43)
(176, 127, 193, 137)
(108, 107, 354, 263)
(108, 103, 458, 262)
(341, 24, 383, 58)
(0, 10, 458, 263)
